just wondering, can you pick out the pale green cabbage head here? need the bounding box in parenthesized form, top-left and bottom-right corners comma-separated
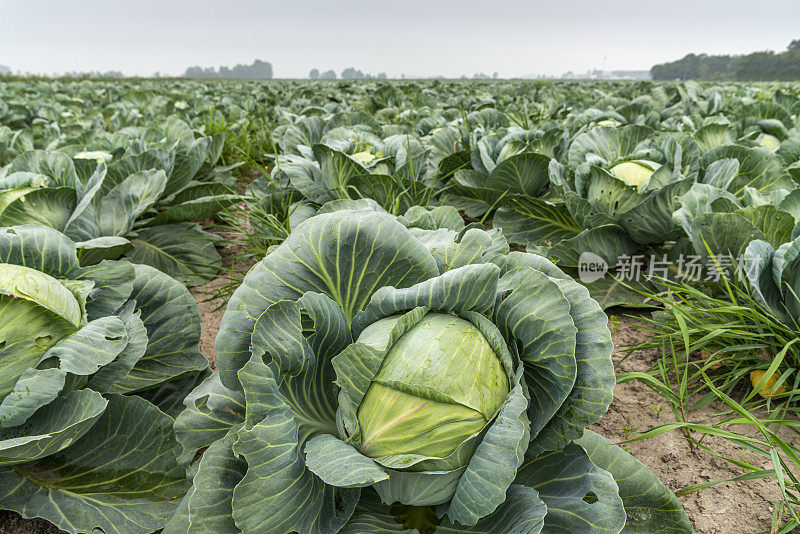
(756, 133, 781, 151)
(351, 150, 377, 165)
(0, 263, 82, 327)
(0, 263, 81, 398)
(595, 119, 621, 128)
(609, 160, 661, 190)
(170, 192, 690, 533)
(357, 313, 508, 462)
(73, 150, 113, 163)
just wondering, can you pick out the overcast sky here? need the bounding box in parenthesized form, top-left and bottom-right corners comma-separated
(3, 0, 799, 78)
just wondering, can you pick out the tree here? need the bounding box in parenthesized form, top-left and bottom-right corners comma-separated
(651, 38, 800, 81)
(249, 59, 273, 78)
(0, 65, 10, 75)
(183, 66, 207, 78)
(320, 69, 337, 79)
(341, 67, 365, 79)
(377, 72, 387, 79)
(651, 53, 737, 81)
(309, 68, 320, 79)
(182, 59, 273, 79)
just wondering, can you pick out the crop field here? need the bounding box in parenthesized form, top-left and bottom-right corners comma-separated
(1, 78, 800, 534)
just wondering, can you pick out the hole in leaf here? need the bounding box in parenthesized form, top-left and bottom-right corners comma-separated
(105, 336, 124, 341)
(300, 310, 315, 338)
(0, 340, 6, 350)
(583, 491, 598, 504)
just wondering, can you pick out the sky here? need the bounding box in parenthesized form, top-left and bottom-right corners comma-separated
(3, 0, 800, 78)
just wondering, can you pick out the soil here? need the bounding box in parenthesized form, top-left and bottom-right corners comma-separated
(1, 281, 795, 534)
(189, 213, 259, 367)
(0, 514, 61, 534)
(592, 315, 792, 534)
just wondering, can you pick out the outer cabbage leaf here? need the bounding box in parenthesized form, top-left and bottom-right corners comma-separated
(577, 430, 691, 533)
(0, 395, 188, 534)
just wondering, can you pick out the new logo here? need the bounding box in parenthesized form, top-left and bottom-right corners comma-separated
(578, 252, 608, 283)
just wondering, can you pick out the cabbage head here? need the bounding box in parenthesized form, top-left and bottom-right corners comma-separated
(272, 116, 434, 213)
(0, 141, 235, 285)
(546, 125, 695, 268)
(0, 224, 208, 534)
(166, 205, 689, 533)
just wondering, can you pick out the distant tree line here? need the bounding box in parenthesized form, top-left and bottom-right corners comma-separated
(651, 39, 800, 81)
(0, 65, 10, 75)
(309, 68, 387, 80)
(61, 70, 124, 78)
(307, 68, 502, 80)
(459, 72, 499, 80)
(183, 59, 272, 79)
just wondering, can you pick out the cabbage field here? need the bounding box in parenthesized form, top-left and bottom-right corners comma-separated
(1, 78, 800, 534)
